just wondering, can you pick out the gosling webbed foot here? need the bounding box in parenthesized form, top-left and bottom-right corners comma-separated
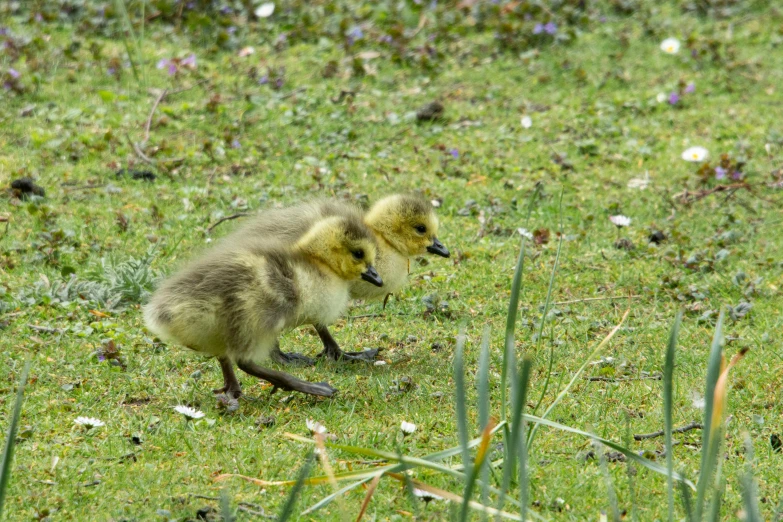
(237, 359, 338, 398)
(270, 345, 315, 366)
(212, 384, 242, 399)
(317, 347, 381, 363)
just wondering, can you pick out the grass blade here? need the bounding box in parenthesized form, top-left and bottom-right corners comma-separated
(277, 451, 315, 522)
(501, 183, 540, 422)
(219, 489, 233, 522)
(678, 476, 694, 522)
(531, 189, 564, 416)
(303, 476, 376, 516)
(0, 358, 31, 517)
(596, 440, 621, 522)
(461, 420, 497, 522)
(516, 358, 532, 522)
(664, 311, 683, 522)
(695, 309, 725, 520)
(454, 330, 470, 476)
(740, 434, 762, 522)
(477, 326, 492, 519)
(355, 474, 382, 522)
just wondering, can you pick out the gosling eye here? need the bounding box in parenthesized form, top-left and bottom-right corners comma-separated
(352, 249, 365, 261)
(414, 225, 427, 234)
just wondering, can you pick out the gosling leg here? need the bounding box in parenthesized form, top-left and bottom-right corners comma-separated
(236, 359, 337, 397)
(213, 356, 242, 399)
(269, 341, 315, 366)
(315, 325, 380, 363)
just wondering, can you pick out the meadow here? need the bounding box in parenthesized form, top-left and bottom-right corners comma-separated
(1, 0, 782, 520)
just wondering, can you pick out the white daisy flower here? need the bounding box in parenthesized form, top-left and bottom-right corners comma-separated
(412, 488, 444, 502)
(520, 115, 532, 129)
(656, 93, 667, 103)
(174, 405, 205, 420)
(517, 227, 533, 240)
(627, 172, 650, 190)
(682, 146, 709, 162)
(660, 38, 680, 54)
(609, 215, 631, 228)
(255, 2, 275, 18)
(74, 417, 105, 429)
(430, 199, 441, 208)
(306, 419, 327, 435)
(374, 360, 387, 366)
(400, 421, 417, 435)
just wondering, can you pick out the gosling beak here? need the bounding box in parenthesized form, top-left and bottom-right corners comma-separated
(426, 237, 450, 258)
(361, 266, 383, 287)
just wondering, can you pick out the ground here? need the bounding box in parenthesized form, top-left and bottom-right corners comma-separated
(0, 1, 782, 520)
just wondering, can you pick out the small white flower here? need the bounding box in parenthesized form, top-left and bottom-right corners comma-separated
(238, 46, 255, 57)
(520, 115, 532, 129)
(609, 215, 631, 228)
(255, 2, 275, 18)
(430, 199, 441, 208)
(517, 228, 533, 240)
(412, 488, 444, 502)
(627, 172, 650, 190)
(374, 360, 387, 366)
(682, 146, 709, 162)
(660, 38, 680, 55)
(400, 421, 417, 435)
(174, 405, 205, 420)
(690, 391, 705, 410)
(306, 419, 327, 435)
(656, 92, 667, 103)
(74, 416, 104, 429)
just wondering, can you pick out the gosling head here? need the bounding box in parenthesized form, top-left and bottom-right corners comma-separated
(296, 215, 383, 287)
(364, 194, 450, 258)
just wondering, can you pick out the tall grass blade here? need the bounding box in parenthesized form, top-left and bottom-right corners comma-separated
(454, 330, 470, 476)
(277, 451, 315, 522)
(496, 357, 533, 518)
(596, 440, 621, 522)
(740, 434, 762, 522)
(0, 358, 31, 517)
(477, 326, 492, 519)
(705, 476, 724, 522)
(113, 0, 142, 83)
(678, 477, 694, 522)
(531, 189, 564, 416)
(355, 474, 382, 522)
(694, 309, 725, 520)
(219, 489, 233, 522)
(623, 413, 638, 522)
(516, 358, 532, 522)
(501, 183, 540, 423)
(664, 311, 683, 522)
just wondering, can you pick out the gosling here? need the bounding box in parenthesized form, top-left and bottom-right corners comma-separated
(143, 214, 383, 398)
(227, 194, 449, 363)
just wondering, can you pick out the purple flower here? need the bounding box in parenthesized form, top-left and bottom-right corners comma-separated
(0, 27, 8, 36)
(544, 22, 558, 35)
(668, 92, 680, 105)
(731, 170, 742, 180)
(714, 166, 726, 179)
(8, 68, 20, 79)
(448, 148, 459, 158)
(379, 35, 393, 44)
(275, 77, 284, 89)
(685, 82, 695, 94)
(227, 26, 237, 35)
(97, 354, 106, 362)
(347, 27, 364, 40)
(533, 23, 544, 35)
(181, 54, 196, 68)
(34, 13, 43, 22)
(220, 6, 232, 14)
(107, 67, 116, 76)
(231, 139, 241, 149)
(157, 58, 177, 76)
(258, 75, 269, 85)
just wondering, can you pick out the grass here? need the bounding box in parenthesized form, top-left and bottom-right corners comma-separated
(1, 1, 782, 519)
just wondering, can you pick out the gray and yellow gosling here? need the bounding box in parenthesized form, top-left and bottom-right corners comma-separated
(143, 214, 382, 398)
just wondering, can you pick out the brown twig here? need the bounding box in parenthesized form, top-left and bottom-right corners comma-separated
(143, 88, 168, 146)
(554, 295, 640, 306)
(674, 182, 751, 204)
(633, 421, 703, 441)
(206, 213, 249, 233)
(125, 134, 157, 166)
(585, 374, 661, 383)
(27, 324, 64, 334)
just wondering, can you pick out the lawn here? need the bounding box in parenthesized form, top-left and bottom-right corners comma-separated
(1, 0, 782, 520)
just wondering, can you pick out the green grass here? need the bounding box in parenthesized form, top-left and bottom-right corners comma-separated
(1, 1, 782, 520)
